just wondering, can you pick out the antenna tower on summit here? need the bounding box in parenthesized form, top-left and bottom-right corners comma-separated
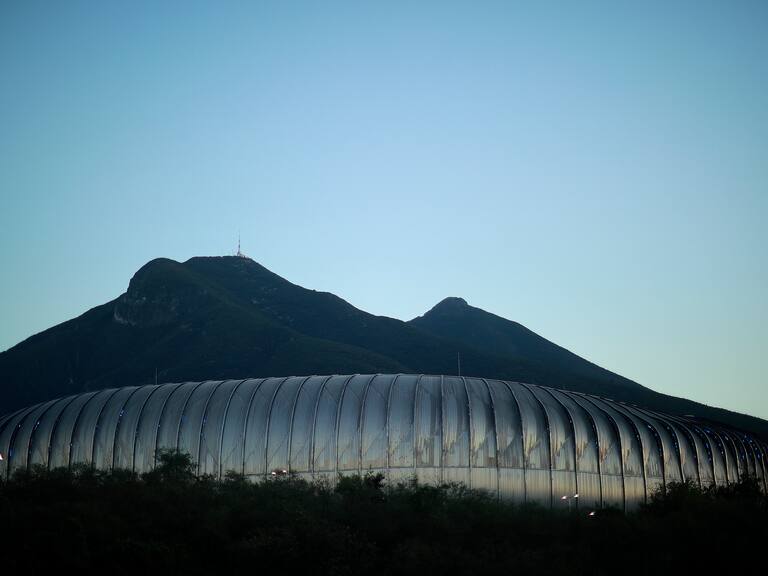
(236, 233, 248, 258)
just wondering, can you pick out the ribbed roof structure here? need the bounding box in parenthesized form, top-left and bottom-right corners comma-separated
(1, 375, 765, 509)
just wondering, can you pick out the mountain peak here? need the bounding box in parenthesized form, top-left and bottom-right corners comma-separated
(427, 297, 470, 314)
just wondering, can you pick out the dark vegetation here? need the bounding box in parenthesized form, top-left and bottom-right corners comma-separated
(1, 449, 766, 575)
(1, 255, 767, 440)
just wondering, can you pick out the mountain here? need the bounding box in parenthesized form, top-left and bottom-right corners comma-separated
(1, 255, 766, 439)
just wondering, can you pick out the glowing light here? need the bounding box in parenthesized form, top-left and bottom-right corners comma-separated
(0, 452, 3, 461)
(589, 511, 596, 517)
(574, 494, 579, 498)
(561, 495, 568, 500)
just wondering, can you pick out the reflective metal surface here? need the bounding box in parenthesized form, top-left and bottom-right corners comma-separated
(1, 374, 764, 509)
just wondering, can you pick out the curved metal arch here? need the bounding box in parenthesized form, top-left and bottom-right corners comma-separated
(410, 374, 423, 479)
(257, 377, 292, 477)
(511, 381, 553, 506)
(587, 396, 648, 505)
(111, 385, 154, 471)
(127, 385, 166, 472)
(236, 378, 268, 476)
(538, 386, 580, 507)
(718, 429, 747, 480)
(283, 376, 313, 474)
(517, 382, 553, 506)
(90, 387, 131, 468)
(357, 374, 381, 476)
(308, 375, 334, 476)
(2, 403, 43, 479)
(459, 376, 474, 490)
(383, 374, 399, 473)
(550, 388, 603, 507)
(196, 381, 235, 475)
(705, 426, 733, 484)
(173, 380, 213, 459)
(623, 404, 685, 484)
(658, 414, 706, 487)
(569, 393, 627, 511)
(333, 375, 357, 478)
(674, 417, 719, 486)
(152, 382, 193, 468)
(136, 382, 186, 472)
(22, 398, 65, 473)
(479, 378, 502, 500)
(68, 388, 117, 469)
(43, 394, 86, 471)
(212, 379, 249, 479)
(497, 379, 528, 502)
(191, 381, 227, 475)
(49, 391, 100, 470)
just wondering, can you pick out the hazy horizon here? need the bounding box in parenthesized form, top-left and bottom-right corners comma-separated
(1, 1, 766, 419)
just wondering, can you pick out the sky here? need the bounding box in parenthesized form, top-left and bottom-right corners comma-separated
(1, 1, 766, 418)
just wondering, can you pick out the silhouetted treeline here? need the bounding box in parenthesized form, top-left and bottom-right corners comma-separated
(1, 450, 766, 575)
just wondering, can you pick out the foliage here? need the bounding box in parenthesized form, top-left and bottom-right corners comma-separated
(0, 456, 766, 575)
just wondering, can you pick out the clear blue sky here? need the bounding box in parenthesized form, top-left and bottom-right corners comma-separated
(1, 1, 766, 418)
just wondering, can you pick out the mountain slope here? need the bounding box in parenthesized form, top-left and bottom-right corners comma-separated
(0, 255, 765, 439)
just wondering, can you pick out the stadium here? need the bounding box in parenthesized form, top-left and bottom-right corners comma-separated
(1, 374, 765, 510)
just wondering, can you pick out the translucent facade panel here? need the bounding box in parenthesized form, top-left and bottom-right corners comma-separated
(387, 374, 419, 468)
(719, 431, 745, 479)
(588, 398, 644, 479)
(471, 467, 498, 495)
(736, 437, 752, 477)
(177, 381, 220, 470)
(91, 387, 138, 470)
(361, 375, 395, 471)
(511, 383, 550, 470)
(498, 468, 526, 503)
(219, 379, 264, 476)
(441, 376, 473, 488)
(442, 376, 470, 468)
(466, 378, 497, 469)
(133, 383, 185, 473)
(682, 422, 717, 486)
(414, 375, 442, 468)
(312, 376, 349, 472)
(742, 435, 762, 482)
(70, 389, 120, 467)
(243, 377, 285, 476)
(1, 405, 40, 478)
(548, 390, 599, 474)
(609, 403, 664, 483)
(28, 396, 78, 469)
(289, 376, 329, 473)
(265, 377, 307, 474)
(112, 386, 157, 471)
(531, 388, 576, 502)
(6, 399, 59, 474)
(717, 431, 738, 482)
(757, 442, 768, 491)
(678, 420, 713, 486)
(485, 379, 523, 469)
(531, 388, 574, 472)
(565, 393, 623, 509)
(511, 383, 551, 505)
(336, 375, 372, 472)
(155, 382, 201, 452)
(663, 419, 700, 484)
(624, 406, 682, 484)
(198, 380, 244, 477)
(49, 391, 99, 470)
(696, 426, 726, 485)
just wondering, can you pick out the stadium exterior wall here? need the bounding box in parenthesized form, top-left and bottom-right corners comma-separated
(0, 375, 766, 510)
